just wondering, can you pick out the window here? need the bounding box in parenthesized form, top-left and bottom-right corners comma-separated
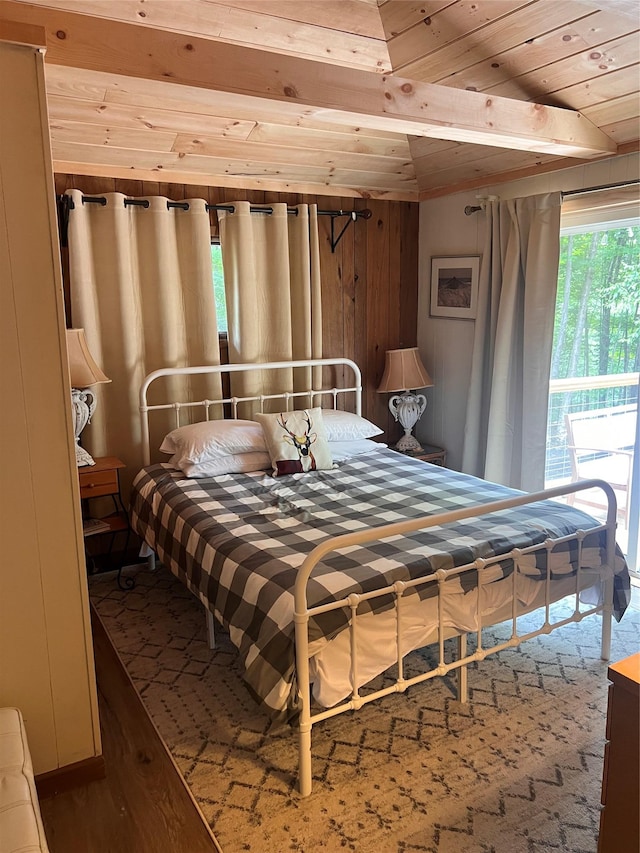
(211, 241, 227, 334)
(545, 203, 639, 569)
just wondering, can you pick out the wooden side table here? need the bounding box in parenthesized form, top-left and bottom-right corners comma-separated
(598, 652, 640, 853)
(79, 456, 133, 590)
(395, 443, 446, 467)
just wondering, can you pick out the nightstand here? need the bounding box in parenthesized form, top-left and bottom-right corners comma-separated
(394, 444, 446, 466)
(598, 653, 639, 853)
(79, 456, 133, 590)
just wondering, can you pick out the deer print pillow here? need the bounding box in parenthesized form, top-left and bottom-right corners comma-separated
(255, 408, 333, 476)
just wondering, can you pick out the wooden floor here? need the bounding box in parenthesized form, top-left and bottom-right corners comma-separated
(40, 608, 222, 853)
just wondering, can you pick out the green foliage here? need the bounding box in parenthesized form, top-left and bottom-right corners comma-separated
(546, 222, 639, 482)
(211, 242, 227, 333)
(552, 224, 640, 380)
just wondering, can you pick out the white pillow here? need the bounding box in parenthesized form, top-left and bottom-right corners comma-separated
(328, 439, 387, 462)
(321, 409, 383, 441)
(160, 419, 265, 464)
(174, 451, 271, 478)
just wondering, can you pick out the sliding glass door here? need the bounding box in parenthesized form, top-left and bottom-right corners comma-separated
(545, 214, 639, 574)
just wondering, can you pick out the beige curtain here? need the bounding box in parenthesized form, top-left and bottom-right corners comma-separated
(218, 202, 322, 413)
(67, 191, 222, 497)
(462, 192, 562, 491)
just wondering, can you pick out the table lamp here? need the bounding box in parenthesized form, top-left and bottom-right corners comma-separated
(66, 328, 111, 467)
(377, 347, 433, 453)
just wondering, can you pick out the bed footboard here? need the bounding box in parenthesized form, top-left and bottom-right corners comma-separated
(294, 478, 619, 797)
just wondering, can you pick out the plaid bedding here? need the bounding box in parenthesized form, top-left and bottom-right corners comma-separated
(129, 448, 631, 721)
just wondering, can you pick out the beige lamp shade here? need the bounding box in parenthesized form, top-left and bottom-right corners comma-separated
(377, 347, 433, 392)
(66, 328, 111, 388)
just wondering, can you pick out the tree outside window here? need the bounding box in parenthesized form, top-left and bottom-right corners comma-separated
(546, 221, 639, 486)
(211, 241, 227, 334)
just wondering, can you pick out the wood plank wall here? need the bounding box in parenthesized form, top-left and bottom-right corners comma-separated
(54, 174, 419, 440)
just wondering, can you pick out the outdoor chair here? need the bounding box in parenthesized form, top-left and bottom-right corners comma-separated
(565, 403, 636, 526)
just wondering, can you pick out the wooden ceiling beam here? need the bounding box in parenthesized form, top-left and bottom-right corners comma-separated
(17, 0, 390, 72)
(44, 65, 408, 142)
(1, 1, 617, 158)
(0, 16, 44, 47)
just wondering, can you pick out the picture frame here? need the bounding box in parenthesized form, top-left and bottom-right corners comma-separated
(430, 256, 480, 319)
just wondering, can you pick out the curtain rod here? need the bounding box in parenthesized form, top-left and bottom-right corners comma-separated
(61, 194, 371, 220)
(561, 179, 639, 198)
(464, 179, 639, 215)
(56, 194, 372, 252)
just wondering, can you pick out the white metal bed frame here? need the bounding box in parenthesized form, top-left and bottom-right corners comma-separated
(138, 358, 619, 797)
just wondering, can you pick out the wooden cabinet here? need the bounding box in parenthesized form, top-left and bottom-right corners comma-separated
(598, 652, 640, 853)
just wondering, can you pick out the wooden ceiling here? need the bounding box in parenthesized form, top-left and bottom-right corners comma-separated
(2, 0, 639, 200)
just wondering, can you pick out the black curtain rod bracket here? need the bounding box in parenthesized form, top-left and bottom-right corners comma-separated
(330, 208, 372, 252)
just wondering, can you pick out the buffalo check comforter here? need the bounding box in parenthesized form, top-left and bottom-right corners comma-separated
(129, 447, 631, 722)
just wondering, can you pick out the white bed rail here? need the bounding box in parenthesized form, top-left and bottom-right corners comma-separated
(139, 358, 362, 466)
(294, 478, 618, 797)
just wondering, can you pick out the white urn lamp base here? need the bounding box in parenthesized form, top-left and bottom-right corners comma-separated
(388, 391, 427, 456)
(393, 433, 424, 453)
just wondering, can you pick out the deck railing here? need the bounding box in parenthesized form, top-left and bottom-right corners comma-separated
(545, 372, 639, 485)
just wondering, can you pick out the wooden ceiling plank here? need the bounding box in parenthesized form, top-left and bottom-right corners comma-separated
(416, 152, 553, 192)
(378, 0, 454, 39)
(54, 157, 419, 201)
(387, 0, 533, 73)
(417, 135, 639, 193)
(201, 0, 387, 40)
(433, 10, 638, 92)
(484, 31, 640, 103)
(407, 136, 462, 159)
(246, 122, 412, 159)
(398, 1, 597, 82)
(47, 93, 412, 158)
(571, 0, 640, 24)
(43, 65, 107, 101)
(0, 4, 615, 156)
(47, 95, 256, 140)
(581, 91, 640, 125)
(411, 139, 516, 174)
(171, 131, 416, 175)
(325, 169, 420, 192)
(499, 62, 640, 108)
(50, 121, 178, 151)
(50, 142, 417, 190)
(16, 0, 390, 72)
(597, 117, 640, 146)
(52, 140, 417, 197)
(417, 140, 640, 199)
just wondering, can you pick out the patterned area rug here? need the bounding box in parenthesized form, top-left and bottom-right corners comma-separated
(90, 566, 639, 853)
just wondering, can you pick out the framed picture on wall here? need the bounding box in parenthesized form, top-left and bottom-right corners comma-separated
(430, 256, 480, 319)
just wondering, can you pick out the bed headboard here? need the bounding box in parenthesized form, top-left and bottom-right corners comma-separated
(139, 358, 362, 466)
